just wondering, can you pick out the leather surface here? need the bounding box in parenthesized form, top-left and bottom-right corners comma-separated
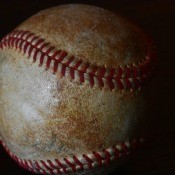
(0, 0, 175, 174)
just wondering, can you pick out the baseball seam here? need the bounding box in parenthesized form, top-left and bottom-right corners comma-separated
(0, 138, 143, 174)
(0, 30, 156, 91)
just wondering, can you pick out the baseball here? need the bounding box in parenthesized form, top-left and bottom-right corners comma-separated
(0, 4, 157, 175)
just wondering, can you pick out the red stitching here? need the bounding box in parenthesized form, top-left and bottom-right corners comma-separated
(125, 66, 131, 78)
(41, 160, 53, 171)
(73, 60, 82, 70)
(0, 138, 143, 174)
(35, 161, 43, 171)
(93, 152, 103, 167)
(64, 158, 77, 172)
(106, 77, 115, 90)
(55, 159, 66, 169)
(0, 30, 157, 91)
(73, 156, 84, 170)
(46, 57, 52, 70)
(79, 71, 85, 83)
(121, 143, 129, 158)
(98, 67, 106, 78)
(69, 68, 74, 79)
(47, 160, 57, 170)
(117, 66, 123, 78)
(115, 77, 124, 90)
(64, 56, 75, 67)
(104, 150, 111, 165)
(83, 154, 94, 163)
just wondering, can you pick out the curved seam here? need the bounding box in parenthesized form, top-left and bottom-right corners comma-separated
(0, 30, 157, 91)
(0, 138, 143, 174)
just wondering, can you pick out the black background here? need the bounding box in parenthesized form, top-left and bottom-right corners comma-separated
(0, 0, 175, 175)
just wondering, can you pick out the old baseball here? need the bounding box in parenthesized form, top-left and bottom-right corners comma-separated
(0, 4, 156, 175)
